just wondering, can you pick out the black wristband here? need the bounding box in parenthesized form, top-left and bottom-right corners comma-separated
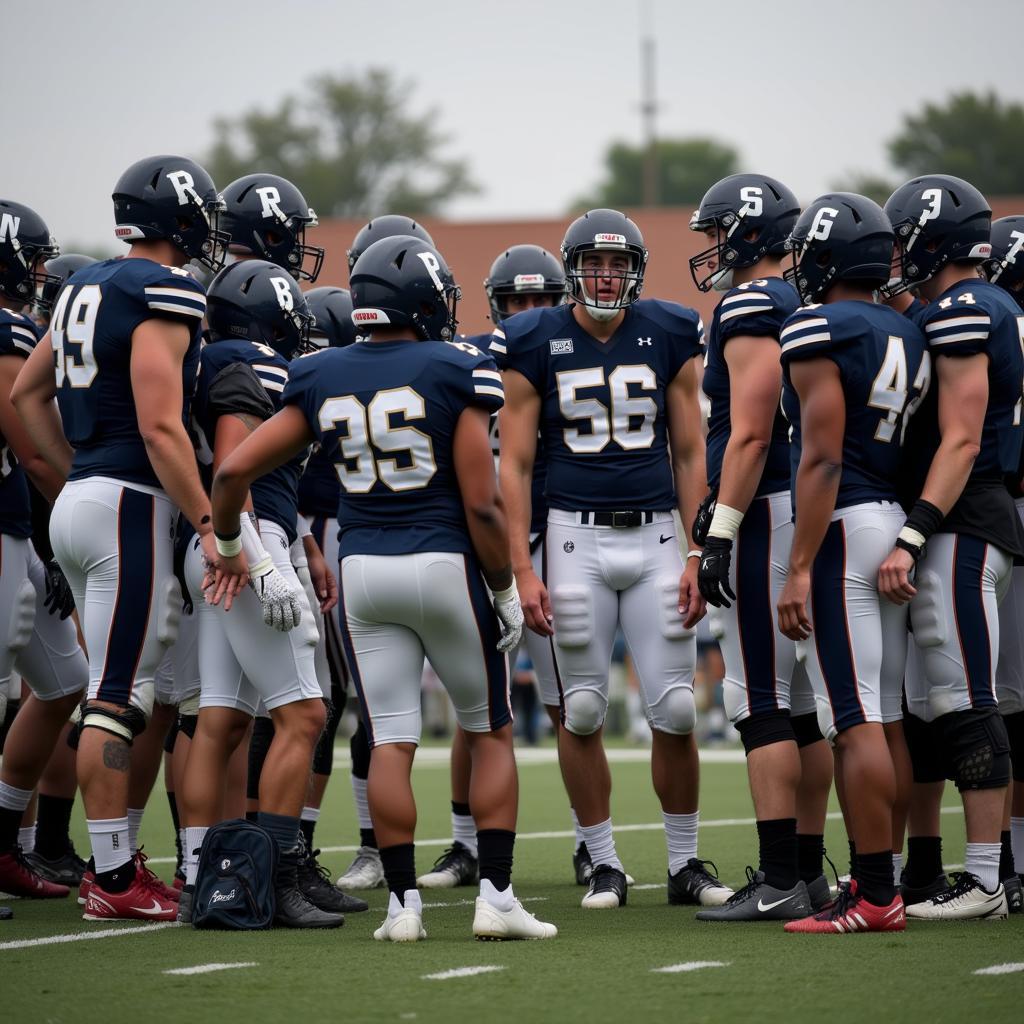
(905, 499, 944, 543)
(894, 536, 924, 562)
(213, 527, 241, 542)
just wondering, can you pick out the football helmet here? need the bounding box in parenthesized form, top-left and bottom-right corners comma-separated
(349, 235, 459, 341)
(220, 174, 323, 283)
(484, 244, 566, 323)
(205, 259, 313, 359)
(981, 215, 1024, 307)
(35, 253, 97, 315)
(689, 174, 800, 292)
(304, 287, 356, 349)
(561, 209, 647, 321)
(784, 193, 893, 304)
(112, 155, 228, 272)
(0, 200, 60, 305)
(347, 215, 434, 273)
(884, 174, 991, 295)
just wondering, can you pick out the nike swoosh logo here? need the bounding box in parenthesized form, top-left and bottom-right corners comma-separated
(659, 535, 674, 544)
(129, 898, 168, 915)
(757, 894, 795, 912)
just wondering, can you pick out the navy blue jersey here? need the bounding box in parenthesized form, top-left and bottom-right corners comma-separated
(296, 444, 339, 520)
(50, 258, 205, 488)
(902, 279, 1024, 556)
(0, 310, 42, 538)
(501, 300, 702, 512)
(193, 339, 302, 544)
(702, 277, 798, 497)
(780, 300, 929, 510)
(283, 338, 503, 557)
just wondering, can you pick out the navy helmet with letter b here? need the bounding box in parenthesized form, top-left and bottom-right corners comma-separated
(784, 193, 893, 304)
(304, 287, 356, 349)
(484, 244, 566, 323)
(349, 235, 459, 341)
(0, 200, 60, 304)
(689, 174, 800, 292)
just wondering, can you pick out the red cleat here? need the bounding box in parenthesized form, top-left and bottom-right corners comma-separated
(784, 881, 906, 933)
(78, 870, 94, 905)
(0, 849, 71, 899)
(135, 849, 179, 903)
(82, 868, 178, 922)
(173, 874, 185, 892)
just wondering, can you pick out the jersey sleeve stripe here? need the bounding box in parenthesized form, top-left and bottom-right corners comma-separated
(491, 327, 506, 340)
(927, 330, 990, 346)
(254, 364, 289, 380)
(257, 379, 285, 392)
(146, 300, 206, 319)
(720, 304, 774, 323)
(474, 384, 504, 400)
(10, 337, 34, 356)
(924, 315, 990, 332)
(488, 339, 507, 355)
(780, 331, 832, 353)
(144, 286, 207, 302)
(721, 291, 771, 306)
(472, 369, 502, 383)
(11, 324, 37, 342)
(780, 317, 829, 342)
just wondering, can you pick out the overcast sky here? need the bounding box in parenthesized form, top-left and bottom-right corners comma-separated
(7, 0, 1022, 251)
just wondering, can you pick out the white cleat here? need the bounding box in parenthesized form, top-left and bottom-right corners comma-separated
(374, 890, 426, 943)
(336, 846, 385, 890)
(473, 897, 557, 940)
(905, 873, 1008, 921)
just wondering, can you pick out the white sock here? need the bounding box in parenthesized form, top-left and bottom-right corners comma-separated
(0, 781, 32, 813)
(184, 826, 208, 886)
(452, 811, 477, 857)
(88, 817, 131, 874)
(1011, 817, 1024, 874)
(571, 808, 585, 850)
(18, 824, 36, 854)
(351, 775, 372, 832)
(663, 811, 699, 875)
(479, 876, 515, 912)
(578, 818, 622, 872)
(892, 852, 904, 887)
(301, 805, 320, 823)
(127, 807, 144, 855)
(965, 841, 1001, 892)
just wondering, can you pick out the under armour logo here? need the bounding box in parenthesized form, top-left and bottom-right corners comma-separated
(637, 337, 652, 346)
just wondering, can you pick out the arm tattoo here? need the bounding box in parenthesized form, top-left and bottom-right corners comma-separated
(102, 739, 131, 772)
(230, 412, 262, 432)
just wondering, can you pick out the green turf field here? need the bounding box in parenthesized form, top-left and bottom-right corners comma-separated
(3, 745, 1023, 1023)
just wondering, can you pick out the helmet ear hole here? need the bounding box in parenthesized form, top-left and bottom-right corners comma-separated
(816, 249, 832, 268)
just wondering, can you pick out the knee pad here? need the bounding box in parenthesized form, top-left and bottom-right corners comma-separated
(939, 708, 1011, 791)
(350, 719, 371, 778)
(247, 715, 276, 800)
(1003, 710, 1024, 783)
(650, 686, 697, 736)
(791, 711, 824, 749)
(177, 713, 198, 741)
(562, 689, 607, 736)
(656, 576, 692, 640)
(909, 570, 947, 648)
(551, 585, 593, 648)
(155, 575, 183, 647)
(6, 577, 36, 653)
(901, 709, 948, 784)
(736, 709, 795, 754)
(81, 700, 148, 744)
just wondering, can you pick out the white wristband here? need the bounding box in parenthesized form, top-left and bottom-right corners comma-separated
(686, 549, 702, 561)
(297, 513, 312, 539)
(708, 502, 744, 541)
(492, 583, 518, 603)
(215, 533, 242, 558)
(898, 526, 927, 550)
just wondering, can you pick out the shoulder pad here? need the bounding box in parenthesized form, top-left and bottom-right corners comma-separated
(635, 297, 703, 336)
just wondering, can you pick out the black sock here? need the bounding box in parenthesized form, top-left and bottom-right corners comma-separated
(245, 810, 259, 823)
(477, 829, 515, 892)
(848, 840, 857, 881)
(258, 811, 300, 854)
(380, 843, 416, 902)
(0, 806, 22, 852)
(756, 818, 798, 889)
(299, 817, 316, 851)
(797, 834, 824, 883)
(905, 836, 942, 887)
(166, 792, 182, 869)
(96, 859, 136, 894)
(452, 800, 471, 818)
(855, 850, 895, 906)
(360, 827, 378, 850)
(34, 795, 76, 858)
(1000, 830, 1015, 881)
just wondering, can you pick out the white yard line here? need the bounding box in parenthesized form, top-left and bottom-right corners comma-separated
(0, 922, 176, 950)
(422, 896, 547, 910)
(422, 966, 506, 981)
(332, 746, 747, 769)
(973, 963, 1024, 976)
(163, 962, 257, 976)
(651, 961, 731, 974)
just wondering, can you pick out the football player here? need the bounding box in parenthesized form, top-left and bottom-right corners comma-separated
(419, 244, 574, 889)
(11, 155, 245, 921)
(176, 259, 348, 928)
(210, 235, 557, 942)
(499, 209, 732, 909)
(0, 203, 89, 900)
(776, 193, 928, 934)
(687, 175, 834, 920)
(878, 177, 1024, 921)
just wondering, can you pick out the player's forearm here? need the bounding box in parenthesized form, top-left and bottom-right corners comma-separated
(716, 431, 771, 514)
(464, 495, 514, 592)
(918, 436, 979, 515)
(141, 421, 212, 533)
(499, 458, 535, 576)
(789, 456, 840, 573)
(673, 445, 707, 550)
(210, 461, 253, 540)
(20, 452, 65, 504)
(13, 397, 72, 479)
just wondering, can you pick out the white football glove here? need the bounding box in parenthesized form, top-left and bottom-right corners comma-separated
(492, 583, 524, 653)
(240, 514, 302, 632)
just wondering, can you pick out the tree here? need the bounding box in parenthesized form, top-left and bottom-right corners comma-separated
(203, 70, 478, 218)
(574, 137, 739, 209)
(828, 172, 900, 207)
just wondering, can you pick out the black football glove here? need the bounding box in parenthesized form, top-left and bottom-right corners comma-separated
(692, 488, 718, 547)
(43, 559, 75, 620)
(697, 536, 736, 608)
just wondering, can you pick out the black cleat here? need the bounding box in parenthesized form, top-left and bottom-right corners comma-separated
(176, 886, 194, 925)
(416, 842, 479, 888)
(573, 843, 594, 886)
(696, 867, 811, 921)
(298, 847, 368, 914)
(581, 864, 628, 908)
(668, 858, 734, 907)
(24, 847, 89, 887)
(805, 873, 833, 911)
(274, 850, 344, 929)
(898, 871, 950, 906)
(1002, 875, 1022, 914)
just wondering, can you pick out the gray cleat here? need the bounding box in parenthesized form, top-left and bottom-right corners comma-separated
(696, 868, 812, 921)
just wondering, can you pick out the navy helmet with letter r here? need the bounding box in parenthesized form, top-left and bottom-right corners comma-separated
(349, 235, 459, 341)
(220, 173, 323, 283)
(0, 200, 60, 305)
(689, 174, 800, 292)
(35, 253, 97, 315)
(206, 259, 313, 359)
(304, 287, 356, 349)
(112, 154, 228, 272)
(484, 244, 566, 324)
(347, 215, 434, 273)
(561, 208, 647, 319)
(982, 215, 1024, 308)
(884, 174, 991, 295)
(785, 193, 893, 304)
